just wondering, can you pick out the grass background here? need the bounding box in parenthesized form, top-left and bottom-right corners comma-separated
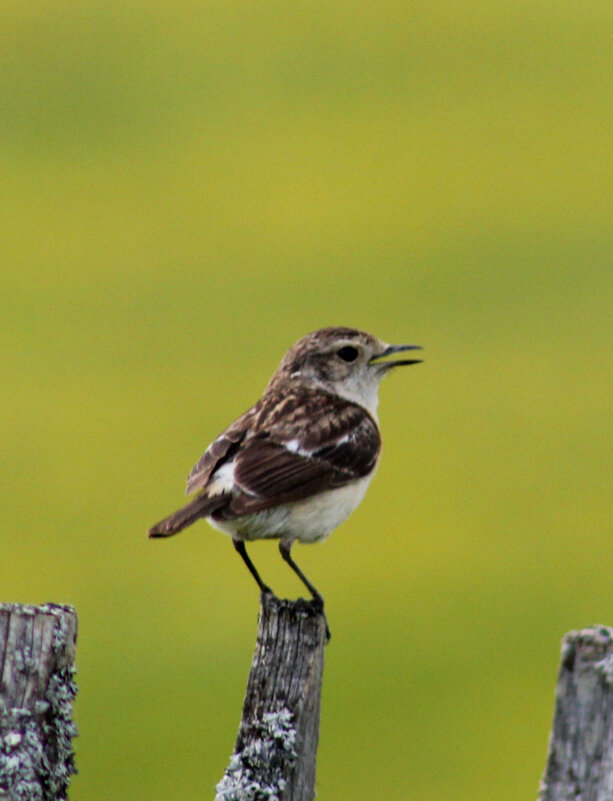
(2, 1, 612, 799)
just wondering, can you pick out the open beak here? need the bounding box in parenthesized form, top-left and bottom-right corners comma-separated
(369, 343, 423, 369)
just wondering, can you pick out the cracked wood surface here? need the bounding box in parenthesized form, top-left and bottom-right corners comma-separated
(215, 595, 327, 801)
(539, 625, 613, 801)
(0, 603, 78, 801)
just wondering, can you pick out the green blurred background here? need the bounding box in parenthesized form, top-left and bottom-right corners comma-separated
(2, 1, 612, 798)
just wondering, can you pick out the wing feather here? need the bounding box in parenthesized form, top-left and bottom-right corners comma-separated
(217, 406, 380, 520)
(184, 388, 381, 523)
(185, 422, 248, 495)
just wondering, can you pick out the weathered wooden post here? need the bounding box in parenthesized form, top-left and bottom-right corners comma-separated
(539, 625, 613, 801)
(6, 598, 611, 801)
(215, 595, 327, 801)
(0, 603, 78, 801)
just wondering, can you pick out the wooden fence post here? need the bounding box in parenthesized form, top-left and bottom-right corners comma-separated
(0, 603, 78, 801)
(539, 625, 613, 801)
(10, 601, 609, 801)
(215, 594, 327, 801)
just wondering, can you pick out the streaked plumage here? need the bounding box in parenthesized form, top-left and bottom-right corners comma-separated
(149, 326, 422, 607)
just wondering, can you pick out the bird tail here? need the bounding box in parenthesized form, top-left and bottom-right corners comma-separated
(148, 494, 225, 538)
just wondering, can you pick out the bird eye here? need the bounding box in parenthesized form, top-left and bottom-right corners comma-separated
(337, 346, 359, 362)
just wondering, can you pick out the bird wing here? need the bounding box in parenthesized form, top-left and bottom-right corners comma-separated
(185, 414, 251, 495)
(216, 395, 381, 519)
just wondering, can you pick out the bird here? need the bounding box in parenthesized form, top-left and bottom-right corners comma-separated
(149, 326, 422, 610)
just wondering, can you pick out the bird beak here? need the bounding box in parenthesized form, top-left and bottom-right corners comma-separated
(369, 344, 423, 369)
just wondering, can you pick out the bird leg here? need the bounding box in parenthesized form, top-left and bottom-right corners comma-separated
(233, 539, 273, 596)
(279, 539, 324, 605)
(279, 539, 330, 641)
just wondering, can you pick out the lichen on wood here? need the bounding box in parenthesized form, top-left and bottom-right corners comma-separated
(216, 595, 327, 801)
(539, 625, 613, 801)
(0, 604, 78, 801)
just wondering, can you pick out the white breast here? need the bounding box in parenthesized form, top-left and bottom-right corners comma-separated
(287, 474, 374, 542)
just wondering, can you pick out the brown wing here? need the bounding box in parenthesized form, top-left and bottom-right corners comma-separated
(215, 402, 381, 520)
(185, 413, 252, 495)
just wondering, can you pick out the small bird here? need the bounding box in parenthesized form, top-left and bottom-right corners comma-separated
(149, 327, 422, 608)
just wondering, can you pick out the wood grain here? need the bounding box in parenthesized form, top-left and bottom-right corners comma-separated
(216, 595, 327, 801)
(539, 625, 613, 801)
(0, 603, 78, 801)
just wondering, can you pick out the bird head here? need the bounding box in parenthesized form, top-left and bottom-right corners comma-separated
(269, 327, 422, 416)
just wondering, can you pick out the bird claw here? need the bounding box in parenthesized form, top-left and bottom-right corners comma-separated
(307, 597, 331, 642)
